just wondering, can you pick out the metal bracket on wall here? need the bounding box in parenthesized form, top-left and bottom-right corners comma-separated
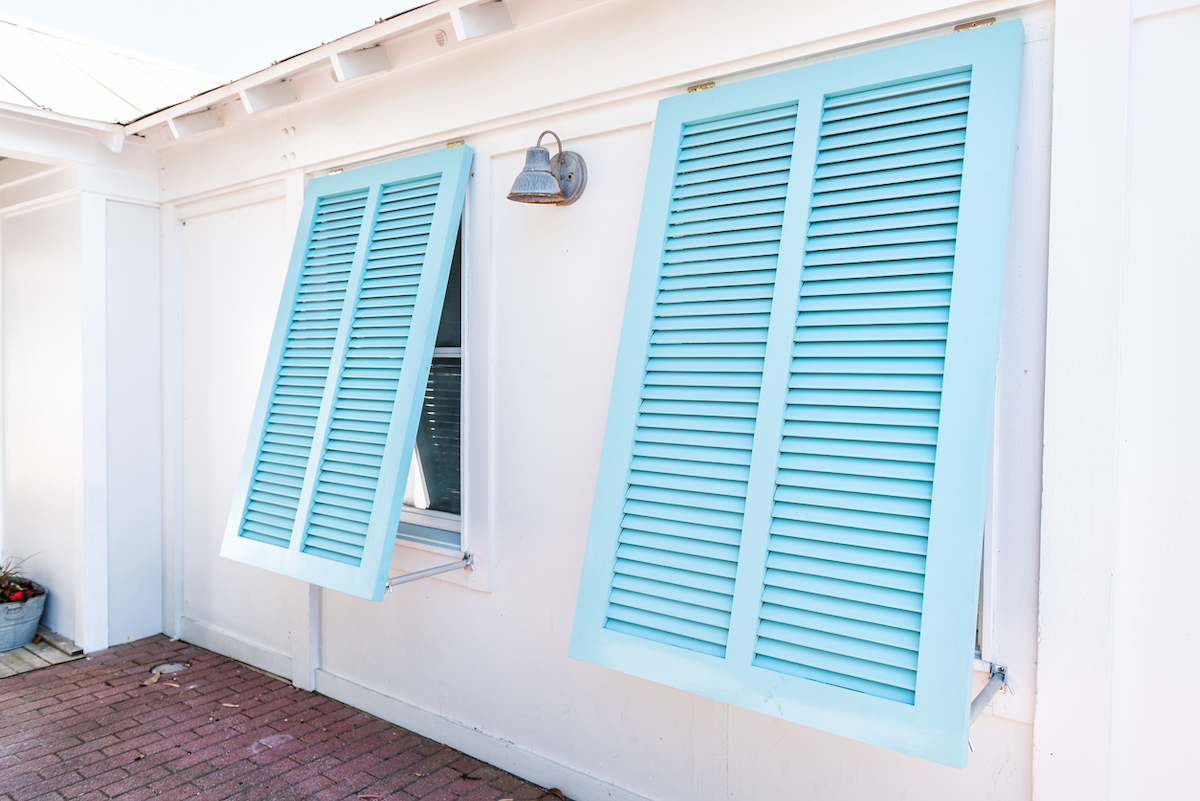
(970, 664, 1008, 724)
(386, 553, 473, 590)
(967, 663, 1008, 752)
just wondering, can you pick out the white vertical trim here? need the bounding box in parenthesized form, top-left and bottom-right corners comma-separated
(389, 164, 493, 591)
(290, 583, 321, 692)
(473, 153, 495, 593)
(457, 184, 470, 555)
(161, 203, 186, 639)
(282, 168, 322, 691)
(0, 222, 5, 562)
(1033, 0, 1132, 797)
(78, 192, 109, 652)
(283, 170, 307, 241)
(979, 406, 1001, 663)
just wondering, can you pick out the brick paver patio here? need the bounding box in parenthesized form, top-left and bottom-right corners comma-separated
(0, 636, 570, 801)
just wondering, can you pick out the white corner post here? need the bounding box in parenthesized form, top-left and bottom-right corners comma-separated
(78, 184, 164, 653)
(161, 201, 185, 641)
(1032, 0, 1131, 797)
(79, 191, 111, 654)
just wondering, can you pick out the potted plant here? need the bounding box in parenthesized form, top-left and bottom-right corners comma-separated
(0, 557, 47, 652)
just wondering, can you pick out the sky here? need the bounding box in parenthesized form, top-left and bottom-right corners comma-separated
(0, 1, 429, 81)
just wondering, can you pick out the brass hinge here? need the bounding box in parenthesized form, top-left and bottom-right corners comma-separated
(687, 81, 716, 93)
(446, 139, 465, 148)
(955, 17, 996, 32)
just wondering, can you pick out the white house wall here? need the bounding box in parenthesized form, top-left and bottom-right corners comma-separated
(1108, 4, 1200, 796)
(155, 1, 1057, 798)
(175, 195, 296, 676)
(1, 196, 84, 643)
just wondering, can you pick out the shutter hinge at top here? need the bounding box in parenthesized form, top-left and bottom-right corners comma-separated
(954, 17, 996, 32)
(687, 81, 716, 93)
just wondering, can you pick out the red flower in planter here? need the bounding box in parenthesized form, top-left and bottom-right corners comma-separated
(11, 591, 22, 600)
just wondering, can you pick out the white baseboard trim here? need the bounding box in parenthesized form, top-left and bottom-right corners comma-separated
(178, 616, 291, 679)
(314, 669, 651, 801)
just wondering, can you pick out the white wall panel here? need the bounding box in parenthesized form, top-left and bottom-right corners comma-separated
(105, 200, 163, 644)
(1109, 6, 1200, 799)
(1, 199, 83, 643)
(179, 198, 295, 670)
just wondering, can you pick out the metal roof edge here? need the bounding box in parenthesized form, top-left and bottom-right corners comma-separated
(0, 13, 228, 86)
(124, 0, 446, 135)
(0, 98, 124, 133)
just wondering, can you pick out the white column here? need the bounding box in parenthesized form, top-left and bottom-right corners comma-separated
(161, 203, 185, 639)
(78, 192, 110, 653)
(1033, 1, 1131, 797)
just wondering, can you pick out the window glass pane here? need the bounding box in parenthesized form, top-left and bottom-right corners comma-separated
(434, 233, 461, 348)
(413, 358, 461, 515)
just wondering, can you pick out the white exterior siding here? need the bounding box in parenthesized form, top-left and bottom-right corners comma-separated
(2, 0, 1198, 797)
(1, 197, 84, 643)
(175, 196, 296, 675)
(1108, 4, 1200, 796)
(153, 1, 1052, 797)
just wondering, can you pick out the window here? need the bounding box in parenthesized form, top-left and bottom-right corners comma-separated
(399, 228, 463, 551)
(569, 22, 1023, 767)
(220, 146, 473, 601)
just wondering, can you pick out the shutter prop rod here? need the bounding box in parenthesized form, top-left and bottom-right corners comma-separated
(967, 664, 1009, 753)
(386, 553, 473, 590)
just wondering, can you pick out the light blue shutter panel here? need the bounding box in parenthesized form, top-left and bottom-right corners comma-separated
(571, 22, 1022, 767)
(604, 103, 800, 658)
(754, 69, 976, 705)
(221, 146, 472, 601)
(238, 188, 371, 549)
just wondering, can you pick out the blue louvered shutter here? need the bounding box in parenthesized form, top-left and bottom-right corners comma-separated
(221, 146, 472, 601)
(570, 23, 1022, 767)
(602, 102, 800, 658)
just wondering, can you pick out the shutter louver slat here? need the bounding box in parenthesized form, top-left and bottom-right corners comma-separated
(602, 103, 799, 657)
(752, 70, 973, 707)
(239, 188, 369, 549)
(301, 176, 440, 565)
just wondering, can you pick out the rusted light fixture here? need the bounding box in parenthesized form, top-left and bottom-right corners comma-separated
(506, 130, 587, 206)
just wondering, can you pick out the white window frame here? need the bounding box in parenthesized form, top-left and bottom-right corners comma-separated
(397, 222, 466, 555)
(387, 171, 489, 595)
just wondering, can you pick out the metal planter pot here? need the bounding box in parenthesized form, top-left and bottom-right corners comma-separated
(0, 582, 46, 652)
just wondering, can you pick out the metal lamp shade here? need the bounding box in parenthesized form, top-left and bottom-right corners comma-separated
(507, 146, 565, 203)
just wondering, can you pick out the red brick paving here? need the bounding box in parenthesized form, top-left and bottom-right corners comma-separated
(0, 636, 569, 801)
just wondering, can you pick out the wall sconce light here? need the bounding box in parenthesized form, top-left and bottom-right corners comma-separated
(506, 130, 587, 206)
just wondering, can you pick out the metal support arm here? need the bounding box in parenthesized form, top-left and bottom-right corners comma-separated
(969, 664, 1008, 725)
(386, 553, 473, 590)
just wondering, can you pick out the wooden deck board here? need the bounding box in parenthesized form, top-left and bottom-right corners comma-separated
(0, 646, 51, 673)
(0, 628, 84, 678)
(25, 639, 75, 665)
(37, 626, 83, 656)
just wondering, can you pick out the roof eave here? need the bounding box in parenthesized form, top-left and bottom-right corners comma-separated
(124, 0, 452, 136)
